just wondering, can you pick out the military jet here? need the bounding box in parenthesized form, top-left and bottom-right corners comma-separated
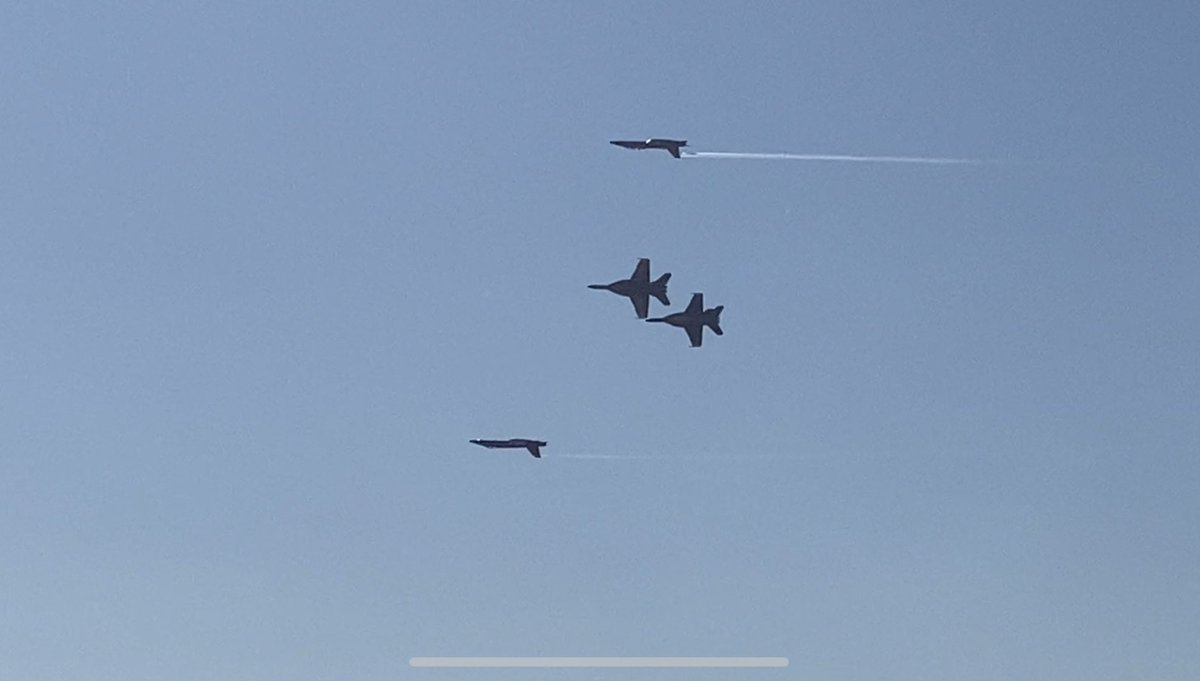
(588, 258, 671, 319)
(646, 293, 724, 347)
(609, 138, 688, 159)
(470, 438, 547, 458)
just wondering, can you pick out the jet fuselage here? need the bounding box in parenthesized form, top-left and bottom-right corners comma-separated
(646, 292, 724, 347)
(652, 308, 723, 330)
(609, 138, 688, 158)
(588, 258, 671, 319)
(588, 278, 667, 299)
(469, 438, 547, 458)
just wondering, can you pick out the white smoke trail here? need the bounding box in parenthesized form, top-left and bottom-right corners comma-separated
(685, 151, 999, 165)
(554, 452, 789, 461)
(555, 453, 651, 460)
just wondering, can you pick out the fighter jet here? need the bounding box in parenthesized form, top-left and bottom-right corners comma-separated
(646, 293, 724, 347)
(588, 258, 671, 319)
(470, 438, 547, 458)
(609, 138, 688, 159)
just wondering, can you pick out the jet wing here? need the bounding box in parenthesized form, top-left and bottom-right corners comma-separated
(686, 324, 704, 348)
(629, 292, 649, 319)
(685, 292, 703, 314)
(631, 258, 650, 282)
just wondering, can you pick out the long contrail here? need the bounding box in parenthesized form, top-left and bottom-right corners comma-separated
(555, 453, 652, 460)
(685, 151, 999, 165)
(554, 452, 788, 461)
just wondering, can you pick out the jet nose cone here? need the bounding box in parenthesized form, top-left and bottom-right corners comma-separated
(588, 284, 607, 289)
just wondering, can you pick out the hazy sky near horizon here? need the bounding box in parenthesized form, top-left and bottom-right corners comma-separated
(2, 2, 1198, 680)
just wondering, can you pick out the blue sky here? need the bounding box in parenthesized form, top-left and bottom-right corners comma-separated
(2, 2, 1198, 680)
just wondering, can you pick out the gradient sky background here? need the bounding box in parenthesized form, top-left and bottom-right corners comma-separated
(2, 2, 1199, 680)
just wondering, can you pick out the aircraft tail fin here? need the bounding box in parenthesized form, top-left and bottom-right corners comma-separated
(652, 273, 671, 306)
(707, 306, 724, 336)
(526, 444, 542, 458)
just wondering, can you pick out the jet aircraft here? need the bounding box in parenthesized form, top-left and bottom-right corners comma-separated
(588, 258, 671, 319)
(470, 438, 547, 458)
(609, 138, 688, 159)
(646, 293, 724, 347)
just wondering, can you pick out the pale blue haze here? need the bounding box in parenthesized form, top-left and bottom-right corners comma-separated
(2, 2, 1198, 680)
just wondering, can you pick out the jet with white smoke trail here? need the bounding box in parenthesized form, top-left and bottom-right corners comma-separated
(607, 138, 1004, 165)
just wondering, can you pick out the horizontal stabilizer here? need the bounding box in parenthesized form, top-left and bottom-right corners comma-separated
(652, 272, 671, 306)
(707, 305, 724, 335)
